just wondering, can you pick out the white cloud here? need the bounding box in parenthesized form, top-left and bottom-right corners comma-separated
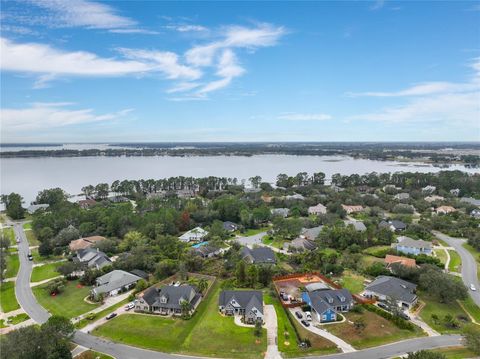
(348, 58, 480, 126)
(108, 29, 160, 35)
(198, 49, 245, 94)
(165, 24, 208, 33)
(278, 113, 333, 121)
(166, 82, 201, 93)
(370, 0, 385, 11)
(1, 102, 133, 131)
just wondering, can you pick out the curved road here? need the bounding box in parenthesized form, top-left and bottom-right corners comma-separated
(433, 231, 480, 306)
(12, 221, 465, 359)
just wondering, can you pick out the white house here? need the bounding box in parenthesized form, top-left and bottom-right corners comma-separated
(308, 203, 327, 215)
(178, 227, 209, 243)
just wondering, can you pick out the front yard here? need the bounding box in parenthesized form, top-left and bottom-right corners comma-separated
(419, 293, 470, 333)
(0, 282, 20, 312)
(33, 279, 99, 319)
(93, 281, 267, 358)
(31, 261, 63, 282)
(25, 230, 40, 246)
(448, 250, 462, 272)
(327, 310, 422, 349)
(4, 253, 19, 278)
(2, 227, 15, 246)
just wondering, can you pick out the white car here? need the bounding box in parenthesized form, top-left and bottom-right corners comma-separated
(470, 284, 476, 291)
(125, 302, 135, 311)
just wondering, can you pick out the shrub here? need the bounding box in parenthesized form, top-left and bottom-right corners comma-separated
(363, 305, 415, 331)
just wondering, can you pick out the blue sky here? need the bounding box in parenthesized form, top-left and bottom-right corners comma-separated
(1, 0, 479, 142)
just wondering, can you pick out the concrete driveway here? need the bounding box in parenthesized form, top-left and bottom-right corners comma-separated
(264, 305, 281, 359)
(235, 231, 267, 247)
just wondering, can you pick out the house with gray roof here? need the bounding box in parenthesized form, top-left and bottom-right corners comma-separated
(192, 245, 221, 258)
(241, 247, 276, 265)
(395, 236, 432, 256)
(345, 220, 367, 232)
(135, 284, 201, 316)
(461, 197, 480, 207)
(219, 290, 264, 324)
(364, 275, 417, 309)
(301, 288, 354, 323)
(379, 219, 406, 232)
(301, 226, 323, 241)
(74, 247, 112, 270)
(284, 237, 317, 252)
(271, 208, 290, 218)
(178, 227, 208, 243)
(91, 270, 141, 299)
(223, 221, 239, 232)
(27, 203, 49, 214)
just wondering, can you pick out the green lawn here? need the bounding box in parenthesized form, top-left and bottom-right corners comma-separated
(76, 350, 114, 359)
(25, 230, 40, 246)
(0, 282, 20, 312)
(335, 271, 366, 294)
(8, 313, 30, 325)
(94, 281, 267, 358)
(328, 310, 422, 349)
(419, 294, 470, 333)
(240, 226, 270, 236)
(363, 245, 391, 256)
(31, 261, 63, 282)
(459, 296, 480, 323)
(30, 248, 64, 264)
(431, 346, 478, 359)
(2, 227, 15, 246)
(22, 223, 32, 230)
(463, 243, 480, 279)
(4, 253, 19, 278)
(435, 249, 447, 266)
(448, 250, 462, 273)
(33, 280, 99, 319)
(262, 236, 284, 249)
(0, 319, 6, 328)
(75, 298, 130, 329)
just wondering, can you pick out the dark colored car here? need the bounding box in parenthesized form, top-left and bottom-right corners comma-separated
(106, 313, 117, 320)
(301, 320, 310, 327)
(398, 312, 410, 321)
(295, 311, 303, 319)
(377, 302, 388, 310)
(27, 253, 33, 261)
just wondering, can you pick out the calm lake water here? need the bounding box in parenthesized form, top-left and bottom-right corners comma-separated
(1, 155, 478, 205)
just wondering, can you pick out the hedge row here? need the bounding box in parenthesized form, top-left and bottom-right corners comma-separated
(363, 304, 415, 331)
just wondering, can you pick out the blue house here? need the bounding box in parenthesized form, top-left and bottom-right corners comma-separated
(301, 288, 354, 323)
(396, 236, 432, 256)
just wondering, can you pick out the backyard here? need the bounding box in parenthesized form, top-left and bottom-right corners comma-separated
(334, 271, 367, 294)
(327, 309, 422, 349)
(94, 281, 267, 358)
(31, 261, 63, 282)
(33, 279, 99, 319)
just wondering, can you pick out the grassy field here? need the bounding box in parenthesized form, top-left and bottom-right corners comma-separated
(8, 313, 30, 325)
(262, 236, 285, 249)
(22, 223, 32, 230)
(33, 280, 99, 319)
(2, 227, 15, 246)
(31, 261, 63, 282)
(240, 226, 270, 236)
(25, 230, 40, 246)
(363, 245, 391, 256)
(431, 346, 478, 359)
(459, 296, 480, 323)
(435, 249, 447, 265)
(30, 248, 64, 264)
(419, 294, 470, 334)
(463, 243, 480, 279)
(335, 271, 366, 294)
(5, 253, 19, 278)
(448, 250, 462, 272)
(0, 282, 20, 312)
(327, 310, 421, 349)
(94, 281, 267, 358)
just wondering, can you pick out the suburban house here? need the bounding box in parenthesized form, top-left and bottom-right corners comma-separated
(223, 221, 239, 232)
(78, 199, 97, 209)
(285, 193, 305, 201)
(330, 185, 344, 192)
(261, 194, 273, 203)
(271, 208, 290, 218)
(178, 227, 208, 243)
(471, 209, 480, 219)
(341, 204, 364, 214)
(450, 188, 461, 197)
(244, 187, 262, 194)
(74, 247, 112, 270)
(241, 247, 276, 265)
(461, 197, 480, 207)
(301, 288, 354, 323)
(424, 195, 445, 203)
(308, 203, 327, 215)
(364, 276, 418, 309)
(379, 219, 407, 232)
(284, 237, 317, 252)
(91, 270, 141, 299)
(422, 185, 437, 194)
(108, 195, 129, 203)
(301, 226, 323, 241)
(435, 205, 456, 214)
(130, 269, 149, 280)
(192, 245, 222, 258)
(384, 255, 417, 270)
(394, 193, 410, 201)
(26, 203, 49, 214)
(135, 284, 201, 315)
(218, 290, 264, 324)
(68, 236, 106, 252)
(395, 236, 433, 256)
(345, 220, 367, 232)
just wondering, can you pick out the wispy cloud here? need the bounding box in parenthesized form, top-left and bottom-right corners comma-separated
(198, 49, 245, 93)
(370, 0, 385, 11)
(1, 102, 133, 131)
(278, 113, 333, 121)
(348, 58, 480, 126)
(165, 24, 208, 33)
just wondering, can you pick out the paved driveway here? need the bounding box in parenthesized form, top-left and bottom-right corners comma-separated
(235, 231, 267, 247)
(264, 305, 281, 359)
(433, 231, 480, 306)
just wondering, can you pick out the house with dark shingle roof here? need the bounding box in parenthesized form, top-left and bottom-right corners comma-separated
(74, 247, 112, 270)
(345, 220, 367, 232)
(219, 290, 264, 324)
(192, 245, 221, 258)
(135, 284, 201, 316)
(379, 219, 406, 232)
(223, 221, 239, 232)
(364, 275, 417, 308)
(284, 237, 317, 252)
(241, 247, 276, 265)
(301, 288, 354, 323)
(91, 270, 141, 299)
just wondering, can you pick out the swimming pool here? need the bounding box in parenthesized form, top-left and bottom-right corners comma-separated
(191, 241, 209, 248)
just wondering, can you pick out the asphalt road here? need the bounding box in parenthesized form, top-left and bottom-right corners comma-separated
(433, 231, 480, 306)
(11, 220, 468, 359)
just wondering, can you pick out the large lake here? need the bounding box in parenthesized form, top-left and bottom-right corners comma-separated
(1, 155, 478, 205)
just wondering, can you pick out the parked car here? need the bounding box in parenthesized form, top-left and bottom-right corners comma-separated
(125, 302, 135, 311)
(377, 302, 388, 310)
(295, 311, 303, 319)
(304, 311, 312, 321)
(301, 320, 310, 327)
(106, 313, 117, 320)
(470, 284, 476, 291)
(27, 253, 33, 261)
(398, 312, 410, 320)
(16, 237, 20, 243)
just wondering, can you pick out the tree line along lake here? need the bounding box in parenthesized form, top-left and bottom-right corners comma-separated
(1, 154, 478, 206)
